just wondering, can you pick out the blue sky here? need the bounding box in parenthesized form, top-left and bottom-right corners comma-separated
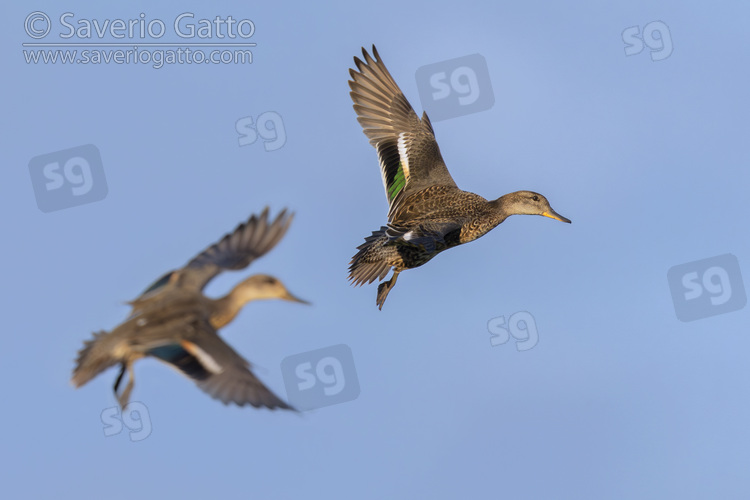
(3, 1, 750, 498)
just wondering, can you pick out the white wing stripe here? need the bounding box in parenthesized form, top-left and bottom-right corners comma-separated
(397, 132, 411, 181)
(181, 341, 225, 375)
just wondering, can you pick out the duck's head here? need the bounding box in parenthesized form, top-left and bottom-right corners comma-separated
(500, 191, 571, 223)
(232, 274, 310, 305)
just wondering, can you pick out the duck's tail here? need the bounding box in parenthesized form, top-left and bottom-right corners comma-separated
(71, 330, 121, 388)
(348, 226, 394, 286)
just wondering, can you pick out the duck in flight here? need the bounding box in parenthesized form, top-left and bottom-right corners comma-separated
(347, 46, 571, 309)
(72, 208, 307, 410)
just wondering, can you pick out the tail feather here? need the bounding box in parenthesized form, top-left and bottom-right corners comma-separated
(71, 330, 120, 388)
(348, 227, 393, 286)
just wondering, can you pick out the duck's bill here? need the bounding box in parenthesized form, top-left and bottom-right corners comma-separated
(542, 209, 571, 224)
(284, 291, 311, 305)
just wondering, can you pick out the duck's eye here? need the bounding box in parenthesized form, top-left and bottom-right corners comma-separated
(532, 195, 539, 202)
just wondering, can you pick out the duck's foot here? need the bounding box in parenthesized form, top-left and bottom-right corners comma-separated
(113, 363, 126, 395)
(114, 362, 135, 409)
(376, 271, 400, 310)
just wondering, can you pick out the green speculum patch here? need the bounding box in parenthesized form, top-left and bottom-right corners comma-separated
(388, 163, 406, 201)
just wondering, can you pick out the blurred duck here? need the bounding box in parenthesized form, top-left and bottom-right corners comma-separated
(72, 208, 307, 410)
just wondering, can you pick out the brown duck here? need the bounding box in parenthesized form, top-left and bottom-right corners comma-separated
(348, 46, 571, 309)
(72, 208, 307, 410)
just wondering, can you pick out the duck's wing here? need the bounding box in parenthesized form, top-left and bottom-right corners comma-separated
(146, 317, 293, 410)
(174, 208, 293, 292)
(349, 46, 457, 221)
(384, 221, 464, 253)
(137, 270, 178, 299)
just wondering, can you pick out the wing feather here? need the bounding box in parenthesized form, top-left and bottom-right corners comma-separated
(349, 46, 457, 220)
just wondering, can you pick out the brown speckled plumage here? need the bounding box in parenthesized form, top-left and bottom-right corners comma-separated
(72, 208, 307, 410)
(347, 47, 571, 309)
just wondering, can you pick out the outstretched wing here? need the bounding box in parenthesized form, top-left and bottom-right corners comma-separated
(175, 208, 293, 292)
(349, 46, 457, 220)
(146, 316, 293, 410)
(137, 270, 178, 300)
